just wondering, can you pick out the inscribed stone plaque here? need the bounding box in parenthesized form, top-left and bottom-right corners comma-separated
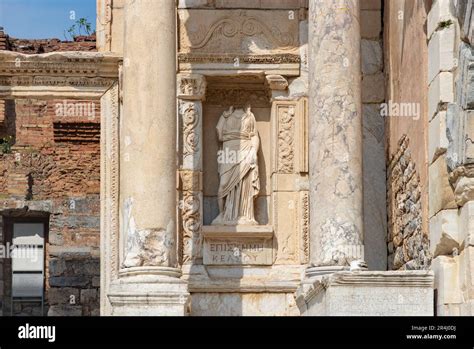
(202, 226, 273, 265)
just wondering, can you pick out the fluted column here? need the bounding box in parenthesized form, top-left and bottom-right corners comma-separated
(307, 0, 364, 276)
(107, 0, 189, 316)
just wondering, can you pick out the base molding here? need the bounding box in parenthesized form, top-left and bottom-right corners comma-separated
(106, 267, 190, 316)
(296, 270, 435, 316)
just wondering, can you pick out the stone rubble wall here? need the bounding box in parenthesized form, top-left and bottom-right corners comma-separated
(387, 136, 430, 270)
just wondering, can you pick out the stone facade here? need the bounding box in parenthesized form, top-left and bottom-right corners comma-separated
(0, 0, 473, 317)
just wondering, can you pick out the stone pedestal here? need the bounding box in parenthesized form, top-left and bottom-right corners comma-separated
(297, 271, 435, 316)
(202, 226, 274, 266)
(108, 268, 189, 316)
(307, 0, 365, 271)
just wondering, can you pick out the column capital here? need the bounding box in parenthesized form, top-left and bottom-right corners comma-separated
(265, 74, 288, 91)
(177, 73, 207, 100)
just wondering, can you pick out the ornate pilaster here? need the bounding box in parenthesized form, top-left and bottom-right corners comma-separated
(177, 73, 206, 265)
(307, 0, 364, 276)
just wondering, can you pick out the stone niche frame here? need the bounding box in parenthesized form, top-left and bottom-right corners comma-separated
(176, 7, 308, 274)
(177, 69, 309, 285)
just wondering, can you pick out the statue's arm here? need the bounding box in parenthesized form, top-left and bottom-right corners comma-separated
(250, 113, 259, 150)
(216, 116, 224, 141)
(250, 113, 259, 163)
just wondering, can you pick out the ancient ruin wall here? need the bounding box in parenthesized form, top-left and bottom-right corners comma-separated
(385, 1, 432, 270)
(0, 97, 101, 316)
(0, 29, 101, 315)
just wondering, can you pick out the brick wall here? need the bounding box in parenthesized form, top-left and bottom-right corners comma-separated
(0, 28, 9, 50)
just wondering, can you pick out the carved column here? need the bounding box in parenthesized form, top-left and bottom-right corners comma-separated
(307, 0, 364, 276)
(177, 74, 206, 265)
(107, 0, 189, 316)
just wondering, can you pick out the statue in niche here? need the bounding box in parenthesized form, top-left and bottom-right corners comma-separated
(212, 104, 260, 226)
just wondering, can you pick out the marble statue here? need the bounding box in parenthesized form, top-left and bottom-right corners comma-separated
(212, 104, 260, 226)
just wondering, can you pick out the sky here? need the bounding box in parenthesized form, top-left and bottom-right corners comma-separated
(0, 0, 96, 39)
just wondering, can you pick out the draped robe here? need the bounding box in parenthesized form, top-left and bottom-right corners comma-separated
(212, 107, 260, 225)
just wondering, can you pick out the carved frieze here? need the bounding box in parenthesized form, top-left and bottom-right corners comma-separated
(278, 104, 296, 173)
(300, 191, 310, 264)
(178, 53, 301, 65)
(178, 10, 300, 73)
(0, 53, 120, 78)
(0, 52, 120, 98)
(272, 98, 308, 174)
(0, 76, 114, 88)
(179, 10, 299, 55)
(205, 87, 270, 107)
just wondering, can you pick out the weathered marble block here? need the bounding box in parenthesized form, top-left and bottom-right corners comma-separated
(297, 271, 434, 316)
(454, 0, 473, 44)
(456, 43, 474, 110)
(202, 226, 273, 265)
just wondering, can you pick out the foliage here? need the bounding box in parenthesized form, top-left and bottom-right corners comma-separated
(438, 20, 453, 29)
(64, 17, 93, 41)
(0, 135, 13, 154)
